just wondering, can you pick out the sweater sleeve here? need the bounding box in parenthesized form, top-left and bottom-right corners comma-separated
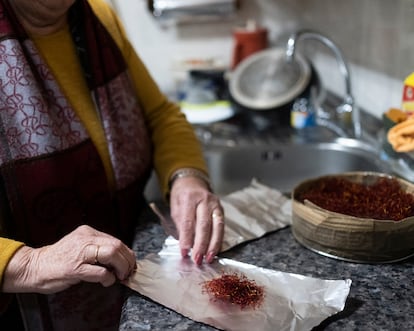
(0, 238, 24, 312)
(89, 0, 209, 197)
(127, 53, 209, 196)
(0, 238, 24, 285)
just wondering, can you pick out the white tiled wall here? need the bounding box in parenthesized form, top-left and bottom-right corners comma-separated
(110, 0, 414, 118)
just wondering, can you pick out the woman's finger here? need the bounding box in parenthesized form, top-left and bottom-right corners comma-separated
(206, 208, 225, 263)
(192, 202, 212, 265)
(77, 264, 117, 287)
(87, 242, 136, 281)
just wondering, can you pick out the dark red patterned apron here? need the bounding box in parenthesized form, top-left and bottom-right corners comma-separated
(0, 0, 153, 329)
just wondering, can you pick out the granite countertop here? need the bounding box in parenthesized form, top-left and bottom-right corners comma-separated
(119, 209, 414, 331)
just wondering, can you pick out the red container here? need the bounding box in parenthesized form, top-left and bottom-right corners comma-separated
(231, 20, 268, 69)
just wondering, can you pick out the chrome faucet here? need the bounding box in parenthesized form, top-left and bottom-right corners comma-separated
(286, 30, 361, 138)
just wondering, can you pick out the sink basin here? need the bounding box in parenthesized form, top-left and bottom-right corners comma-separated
(204, 138, 391, 195)
(144, 92, 395, 201)
(143, 137, 392, 201)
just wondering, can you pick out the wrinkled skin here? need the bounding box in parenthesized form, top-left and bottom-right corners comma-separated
(169, 176, 225, 265)
(3, 225, 136, 294)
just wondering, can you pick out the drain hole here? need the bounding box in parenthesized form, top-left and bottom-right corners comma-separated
(261, 150, 283, 161)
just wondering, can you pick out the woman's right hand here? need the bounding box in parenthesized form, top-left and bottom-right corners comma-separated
(2, 225, 136, 294)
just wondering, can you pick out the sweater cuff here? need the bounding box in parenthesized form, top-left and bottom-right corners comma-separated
(0, 239, 24, 313)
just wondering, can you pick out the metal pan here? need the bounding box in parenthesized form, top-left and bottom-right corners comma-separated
(228, 47, 319, 128)
(229, 47, 312, 111)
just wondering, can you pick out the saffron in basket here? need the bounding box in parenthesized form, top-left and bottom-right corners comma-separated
(201, 272, 264, 309)
(298, 177, 414, 221)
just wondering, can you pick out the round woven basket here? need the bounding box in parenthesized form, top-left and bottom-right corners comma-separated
(291, 172, 414, 263)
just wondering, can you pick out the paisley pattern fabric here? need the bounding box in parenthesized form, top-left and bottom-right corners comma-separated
(0, 0, 153, 329)
(0, 37, 89, 163)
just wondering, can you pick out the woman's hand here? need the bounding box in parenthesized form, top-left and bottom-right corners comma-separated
(169, 176, 225, 265)
(2, 225, 136, 294)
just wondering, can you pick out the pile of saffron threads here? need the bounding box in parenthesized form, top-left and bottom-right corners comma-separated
(298, 177, 414, 221)
(201, 272, 264, 309)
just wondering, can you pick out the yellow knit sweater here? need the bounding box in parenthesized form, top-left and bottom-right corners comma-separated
(0, 0, 207, 291)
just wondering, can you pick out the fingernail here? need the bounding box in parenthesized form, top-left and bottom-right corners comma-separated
(194, 253, 203, 265)
(181, 248, 189, 257)
(206, 251, 215, 263)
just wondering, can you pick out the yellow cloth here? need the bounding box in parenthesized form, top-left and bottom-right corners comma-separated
(0, 240, 24, 292)
(0, 0, 207, 293)
(387, 118, 414, 152)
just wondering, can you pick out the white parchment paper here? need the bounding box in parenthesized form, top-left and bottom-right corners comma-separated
(219, 179, 292, 251)
(126, 244, 351, 331)
(151, 179, 292, 252)
(125, 179, 352, 331)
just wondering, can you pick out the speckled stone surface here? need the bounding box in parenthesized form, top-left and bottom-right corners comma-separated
(119, 214, 414, 331)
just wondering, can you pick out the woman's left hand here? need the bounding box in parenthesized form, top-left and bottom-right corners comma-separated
(169, 176, 224, 265)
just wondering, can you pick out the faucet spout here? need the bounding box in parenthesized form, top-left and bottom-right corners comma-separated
(286, 30, 361, 138)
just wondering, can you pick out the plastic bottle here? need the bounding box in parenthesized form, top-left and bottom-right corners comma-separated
(402, 72, 414, 114)
(290, 97, 316, 129)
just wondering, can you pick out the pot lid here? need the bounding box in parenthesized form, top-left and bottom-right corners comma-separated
(229, 48, 311, 110)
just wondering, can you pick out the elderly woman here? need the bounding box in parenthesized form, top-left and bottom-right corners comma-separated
(0, 0, 224, 329)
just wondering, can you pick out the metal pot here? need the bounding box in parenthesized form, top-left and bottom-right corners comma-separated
(228, 47, 319, 129)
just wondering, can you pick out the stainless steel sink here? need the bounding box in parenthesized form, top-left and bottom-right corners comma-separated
(144, 107, 393, 201)
(204, 137, 391, 195)
(144, 137, 391, 201)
